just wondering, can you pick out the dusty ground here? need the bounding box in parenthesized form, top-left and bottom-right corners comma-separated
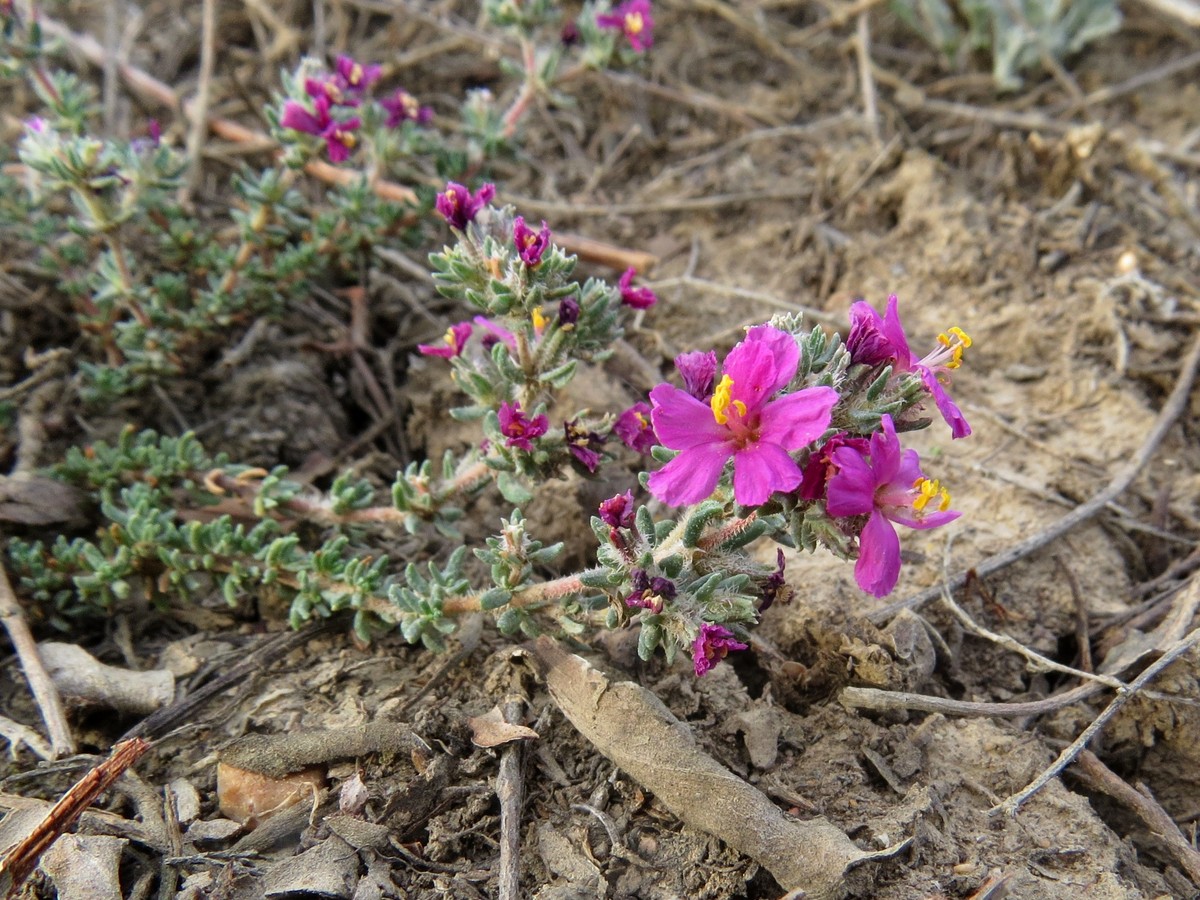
(3, 1, 1200, 898)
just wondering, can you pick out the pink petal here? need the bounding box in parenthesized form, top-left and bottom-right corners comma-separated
(649, 383, 726, 450)
(647, 444, 730, 506)
(854, 510, 902, 597)
(757, 387, 837, 450)
(880, 294, 916, 369)
(731, 442, 804, 506)
(825, 448, 876, 517)
(723, 327, 798, 410)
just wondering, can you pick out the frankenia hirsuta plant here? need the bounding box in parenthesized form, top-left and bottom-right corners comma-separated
(647, 326, 837, 507)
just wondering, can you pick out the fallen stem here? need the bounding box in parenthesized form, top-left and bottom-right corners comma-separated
(0, 566, 74, 758)
(995, 622, 1200, 816)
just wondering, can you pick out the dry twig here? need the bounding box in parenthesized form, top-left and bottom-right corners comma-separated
(1072, 749, 1200, 887)
(0, 567, 74, 759)
(0, 738, 149, 896)
(182, 0, 218, 201)
(496, 698, 526, 900)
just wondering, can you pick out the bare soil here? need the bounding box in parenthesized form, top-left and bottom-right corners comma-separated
(3, 1, 1200, 898)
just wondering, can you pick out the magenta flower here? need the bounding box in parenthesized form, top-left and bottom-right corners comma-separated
(436, 182, 496, 231)
(616, 267, 656, 309)
(758, 549, 790, 612)
(692, 623, 747, 676)
(675, 350, 718, 400)
(280, 95, 360, 162)
(473, 316, 517, 353)
(381, 88, 433, 127)
(418, 321, 472, 359)
(798, 432, 870, 501)
(614, 402, 657, 454)
(625, 569, 675, 612)
(846, 295, 972, 439)
(825, 415, 960, 597)
(598, 490, 636, 530)
(565, 420, 606, 473)
(513, 216, 551, 268)
(498, 402, 548, 451)
(597, 0, 655, 52)
(335, 55, 381, 96)
(558, 297, 580, 326)
(647, 326, 838, 507)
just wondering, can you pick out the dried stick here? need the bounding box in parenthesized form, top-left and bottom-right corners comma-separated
(869, 329, 1200, 625)
(0, 567, 74, 758)
(0, 737, 149, 897)
(34, 15, 655, 274)
(496, 698, 526, 900)
(1072, 749, 1200, 887)
(855, 12, 880, 145)
(995, 623, 1200, 816)
(840, 679, 1104, 719)
(182, 0, 218, 201)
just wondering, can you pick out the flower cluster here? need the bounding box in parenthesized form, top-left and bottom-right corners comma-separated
(278, 54, 431, 163)
(611, 297, 972, 675)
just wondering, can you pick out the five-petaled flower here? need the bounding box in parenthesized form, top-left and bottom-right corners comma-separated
(565, 419, 606, 473)
(597, 0, 655, 52)
(825, 414, 960, 597)
(616, 267, 657, 309)
(280, 94, 360, 162)
(614, 402, 657, 454)
(647, 326, 838, 507)
(846, 295, 972, 439)
(692, 623, 747, 676)
(513, 217, 551, 268)
(381, 88, 433, 127)
(418, 322, 472, 359)
(498, 402, 548, 451)
(436, 182, 496, 231)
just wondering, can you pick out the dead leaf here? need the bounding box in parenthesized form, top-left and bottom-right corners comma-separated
(467, 705, 539, 748)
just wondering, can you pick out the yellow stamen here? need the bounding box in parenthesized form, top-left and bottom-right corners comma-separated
(337, 131, 357, 149)
(626, 11, 644, 33)
(936, 327, 973, 369)
(710, 375, 747, 425)
(913, 477, 951, 513)
(444, 327, 459, 351)
(532, 307, 548, 331)
(350, 63, 364, 85)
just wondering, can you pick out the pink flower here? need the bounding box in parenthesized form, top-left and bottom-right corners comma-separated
(513, 216, 551, 267)
(436, 182, 496, 231)
(616, 267, 656, 309)
(625, 568, 676, 613)
(565, 419, 605, 472)
(647, 326, 837, 507)
(473, 316, 516, 352)
(846, 295, 972, 439)
(675, 350, 718, 400)
(598, 491, 636, 529)
(692, 623, 747, 676)
(280, 95, 360, 162)
(613, 402, 656, 454)
(381, 88, 433, 127)
(597, 0, 654, 52)
(335, 55, 381, 94)
(418, 321, 472, 358)
(825, 414, 960, 597)
(498, 402, 548, 451)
